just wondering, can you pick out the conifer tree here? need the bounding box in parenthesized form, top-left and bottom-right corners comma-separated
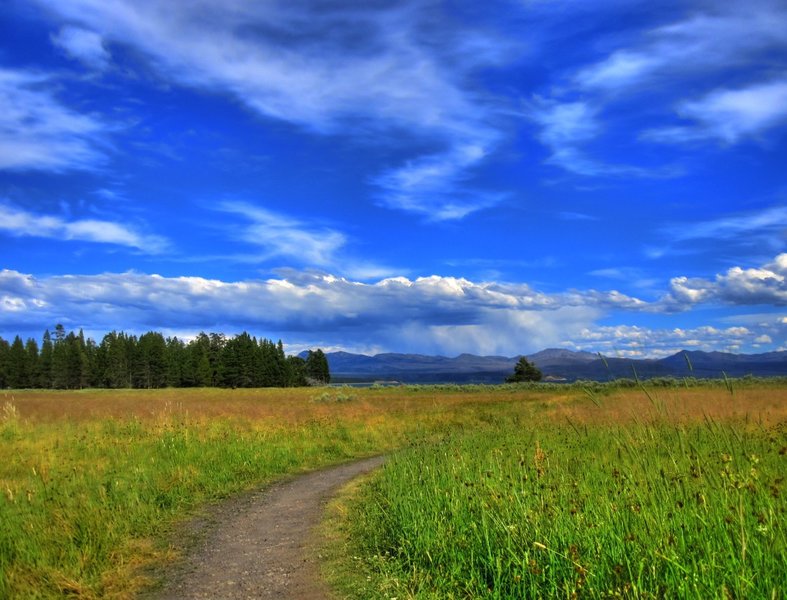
(39, 330, 53, 388)
(506, 356, 543, 383)
(305, 349, 331, 384)
(25, 338, 40, 388)
(7, 335, 29, 388)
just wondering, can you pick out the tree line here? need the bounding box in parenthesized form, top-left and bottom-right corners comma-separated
(0, 325, 330, 389)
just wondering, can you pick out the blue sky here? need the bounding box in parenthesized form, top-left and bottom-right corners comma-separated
(1, 0, 785, 357)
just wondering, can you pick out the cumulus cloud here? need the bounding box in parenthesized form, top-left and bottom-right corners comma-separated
(51, 25, 111, 69)
(0, 269, 645, 355)
(667, 253, 787, 307)
(569, 324, 767, 358)
(33, 0, 513, 219)
(0, 201, 168, 253)
(0, 263, 783, 355)
(0, 67, 109, 171)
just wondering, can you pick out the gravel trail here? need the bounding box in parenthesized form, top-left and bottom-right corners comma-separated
(148, 456, 385, 599)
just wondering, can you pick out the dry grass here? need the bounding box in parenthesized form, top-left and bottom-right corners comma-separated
(2, 383, 786, 598)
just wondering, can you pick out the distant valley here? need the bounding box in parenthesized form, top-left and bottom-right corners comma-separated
(323, 348, 787, 383)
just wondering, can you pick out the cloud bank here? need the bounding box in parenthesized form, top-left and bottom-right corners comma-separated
(1, 254, 784, 355)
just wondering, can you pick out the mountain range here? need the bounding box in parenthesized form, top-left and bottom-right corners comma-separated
(319, 348, 787, 384)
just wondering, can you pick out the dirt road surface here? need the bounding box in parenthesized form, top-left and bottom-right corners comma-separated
(148, 455, 385, 599)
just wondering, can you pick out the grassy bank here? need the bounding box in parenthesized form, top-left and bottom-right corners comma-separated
(329, 386, 787, 599)
(2, 384, 785, 598)
(0, 386, 538, 599)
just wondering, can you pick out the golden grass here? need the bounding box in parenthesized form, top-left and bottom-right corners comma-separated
(2, 383, 785, 598)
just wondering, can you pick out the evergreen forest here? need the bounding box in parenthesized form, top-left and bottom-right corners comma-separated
(0, 325, 330, 389)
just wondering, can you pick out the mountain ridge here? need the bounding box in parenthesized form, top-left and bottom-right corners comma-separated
(318, 348, 787, 383)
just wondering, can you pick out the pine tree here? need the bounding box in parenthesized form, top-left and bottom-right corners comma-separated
(506, 356, 543, 383)
(305, 349, 330, 384)
(39, 330, 53, 388)
(25, 338, 40, 388)
(0, 337, 11, 388)
(101, 331, 131, 388)
(7, 335, 29, 388)
(165, 337, 185, 387)
(51, 326, 70, 389)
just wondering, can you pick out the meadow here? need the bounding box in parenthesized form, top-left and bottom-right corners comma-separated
(0, 382, 785, 598)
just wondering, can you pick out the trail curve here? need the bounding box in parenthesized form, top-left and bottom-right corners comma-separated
(148, 455, 385, 599)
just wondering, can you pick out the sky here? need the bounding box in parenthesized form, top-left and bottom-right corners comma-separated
(0, 0, 786, 358)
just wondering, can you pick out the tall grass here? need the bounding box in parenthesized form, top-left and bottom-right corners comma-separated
(0, 386, 535, 599)
(339, 390, 787, 598)
(0, 415, 381, 598)
(2, 385, 785, 598)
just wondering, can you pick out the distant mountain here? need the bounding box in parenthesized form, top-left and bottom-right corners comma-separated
(321, 348, 787, 383)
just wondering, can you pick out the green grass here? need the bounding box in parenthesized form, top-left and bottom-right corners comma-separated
(0, 418, 385, 598)
(0, 386, 547, 599)
(2, 385, 785, 598)
(338, 411, 787, 598)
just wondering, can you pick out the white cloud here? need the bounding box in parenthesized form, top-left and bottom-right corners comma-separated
(0, 269, 595, 354)
(652, 204, 787, 259)
(0, 201, 168, 253)
(217, 202, 346, 267)
(555, 2, 787, 167)
(667, 253, 787, 307)
(34, 0, 513, 219)
(0, 265, 782, 355)
(0, 67, 109, 172)
(372, 142, 504, 220)
(51, 25, 111, 70)
(527, 97, 669, 177)
(664, 205, 787, 243)
(212, 202, 396, 279)
(570, 323, 771, 358)
(576, 5, 787, 92)
(644, 79, 787, 144)
(0, 269, 639, 354)
(527, 98, 608, 176)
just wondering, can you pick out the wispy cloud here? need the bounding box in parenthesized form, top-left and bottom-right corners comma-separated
(527, 97, 662, 177)
(213, 202, 396, 279)
(35, 0, 513, 219)
(51, 25, 111, 70)
(0, 201, 168, 253)
(665, 205, 787, 243)
(650, 205, 787, 259)
(532, 1, 787, 175)
(575, 4, 787, 92)
(0, 67, 109, 172)
(217, 201, 346, 267)
(643, 78, 787, 144)
(373, 142, 504, 220)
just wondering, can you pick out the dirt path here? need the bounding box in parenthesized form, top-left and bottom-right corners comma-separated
(147, 456, 385, 599)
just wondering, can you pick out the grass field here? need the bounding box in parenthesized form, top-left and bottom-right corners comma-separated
(1, 383, 786, 598)
(325, 384, 787, 599)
